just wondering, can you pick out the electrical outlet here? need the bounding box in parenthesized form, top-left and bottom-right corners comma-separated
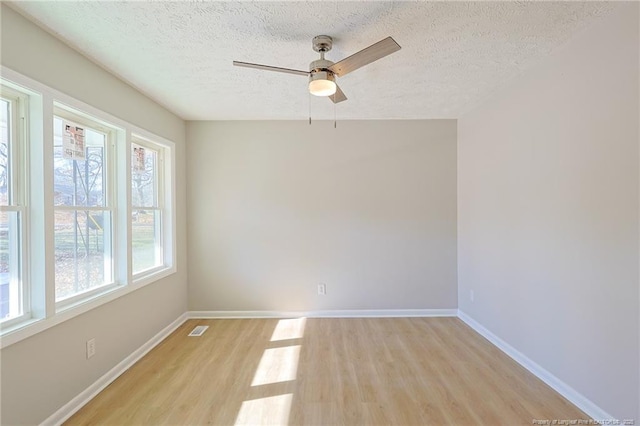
(86, 338, 96, 359)
(470, 290, 474, 302)
(318, 283, 326, 295)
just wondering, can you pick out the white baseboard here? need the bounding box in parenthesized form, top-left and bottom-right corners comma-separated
(41, 313, 188, 426)
(187, 308, 458, 319)
(41, 309, 613, 425)
(457, 310, 615, 423)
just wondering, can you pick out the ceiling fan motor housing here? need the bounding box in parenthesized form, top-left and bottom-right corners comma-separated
(309, 70, 335, 84)
(309, 58, 334, 73)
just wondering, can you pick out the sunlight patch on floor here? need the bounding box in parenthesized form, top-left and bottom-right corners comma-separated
(251, 345, 301, 386)
(234, 393, 293, 426)
(270, 317, 306, 342)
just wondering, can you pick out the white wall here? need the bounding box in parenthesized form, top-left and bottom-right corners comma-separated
(187, 120, 457, 312)
(0, 5, 188, 425)
(458, 3, 639, 420)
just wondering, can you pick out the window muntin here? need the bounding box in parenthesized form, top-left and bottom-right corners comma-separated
(53, 114, 114, 303)
(131, 141, 163, 275)
(0, 88, 27, 324)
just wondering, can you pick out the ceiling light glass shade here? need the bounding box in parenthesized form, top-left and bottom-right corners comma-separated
(309, 72, 337, 97)
(309, 79, 336, 96)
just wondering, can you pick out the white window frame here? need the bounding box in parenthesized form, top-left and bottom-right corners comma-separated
(131, 137, 165, 277)
(129, 131, 176, 285)
(0, 67, 177, 348)
(52, 106, 119, 310)
(0, 84, 30, 327)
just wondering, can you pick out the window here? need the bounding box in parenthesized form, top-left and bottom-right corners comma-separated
(0, 68, 176, 347)
(131, 139, 164, 275)
(0, 85, 28, 325)
(53, 110, 116, 305)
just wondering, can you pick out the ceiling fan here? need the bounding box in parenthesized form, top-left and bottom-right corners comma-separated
(233, 35, 401, 103)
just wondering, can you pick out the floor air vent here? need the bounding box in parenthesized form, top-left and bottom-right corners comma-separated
(188, 325, 209, 337)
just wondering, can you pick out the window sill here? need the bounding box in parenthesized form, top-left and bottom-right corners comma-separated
(0, 267, 176, 349)
(132, 264, 175, 286)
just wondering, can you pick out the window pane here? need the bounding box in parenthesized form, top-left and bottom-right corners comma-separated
(132, 209, 162, 274)
(0, 99, 11, 206)
(53, 117, 106, 207)
(55, 210, 112, 301)
(131, 144, 157, 207)
(0, 211, 22, 321)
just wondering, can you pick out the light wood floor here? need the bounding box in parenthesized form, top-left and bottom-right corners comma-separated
(66, 317, 589, 425)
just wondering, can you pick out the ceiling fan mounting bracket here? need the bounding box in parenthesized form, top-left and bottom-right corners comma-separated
(312, 35, 333, 53)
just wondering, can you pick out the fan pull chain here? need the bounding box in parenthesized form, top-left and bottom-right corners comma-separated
(334, 101, 337, 128)
(308, 92, 312, 125)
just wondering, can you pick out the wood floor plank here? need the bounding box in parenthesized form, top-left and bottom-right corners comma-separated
(65, 317, 590, 425)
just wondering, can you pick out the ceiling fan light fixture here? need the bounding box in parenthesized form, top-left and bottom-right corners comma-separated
(309, 71, 336, 97)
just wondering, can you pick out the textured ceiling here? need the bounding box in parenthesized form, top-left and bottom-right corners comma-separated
(9, 1, 616, 120)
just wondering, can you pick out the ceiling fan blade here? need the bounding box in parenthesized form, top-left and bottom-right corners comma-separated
(329, 85, 347, 103)
(328, 37, 401, 77)
(233, 61, 309, 76)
